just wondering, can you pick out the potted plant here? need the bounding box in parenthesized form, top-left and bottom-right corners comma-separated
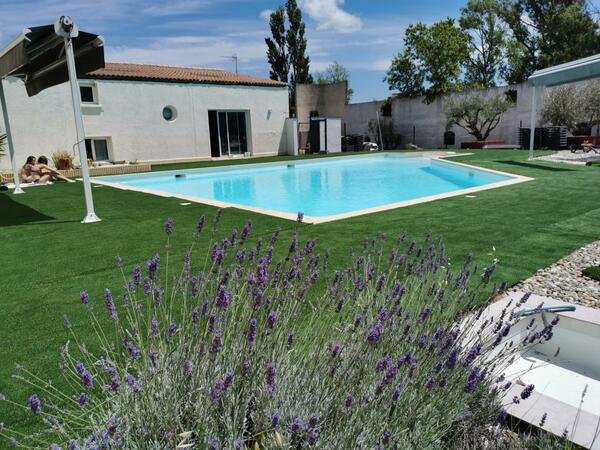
(51, 150, 74, 170)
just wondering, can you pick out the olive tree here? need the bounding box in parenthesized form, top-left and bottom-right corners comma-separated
(540, 85, 580, 131)
(580, 80, 600, 131)
(445, 93, 512, 141)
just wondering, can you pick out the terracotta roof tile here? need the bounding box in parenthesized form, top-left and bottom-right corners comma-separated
(83, 62, 287, 88)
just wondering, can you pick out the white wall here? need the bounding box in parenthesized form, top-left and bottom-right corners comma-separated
(345, 83, 550, 148)
(0, 77, 289, 170)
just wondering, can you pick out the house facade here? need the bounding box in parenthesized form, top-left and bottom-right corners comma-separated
(0, 62, 290, 171)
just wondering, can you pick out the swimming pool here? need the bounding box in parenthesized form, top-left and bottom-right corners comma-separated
(95, 153, 531, 223)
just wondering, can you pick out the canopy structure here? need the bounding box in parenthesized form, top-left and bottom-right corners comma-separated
(0, 16, 104, 223)
(527, 53, 600, 159)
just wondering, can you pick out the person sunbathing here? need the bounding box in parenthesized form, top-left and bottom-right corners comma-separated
(20, 156, 41, 183)
(35, 156, 75, 183)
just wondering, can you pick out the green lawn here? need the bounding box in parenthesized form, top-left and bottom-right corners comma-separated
(1, 149, 600, 444)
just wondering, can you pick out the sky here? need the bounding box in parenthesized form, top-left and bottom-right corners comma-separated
(0, 0, 598, 103)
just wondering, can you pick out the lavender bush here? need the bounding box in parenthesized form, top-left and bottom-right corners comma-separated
(0, 213, 555, 449)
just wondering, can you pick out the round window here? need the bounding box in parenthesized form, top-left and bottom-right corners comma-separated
(162, 106, 177, 121)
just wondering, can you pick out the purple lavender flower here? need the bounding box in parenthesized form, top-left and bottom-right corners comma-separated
(392, 384, 403, 401)
(149, 349, 158, 369)
(539, 412, 547, 427)
(446, 349, 458, 369)
(28, 393, 41, 414)
(126, 373, 140, 393)
(308, 413, 319, 429)
(104, 288, 117, 321)
(367, 322, 383, 345)
(497, 408, 508, 424)
(191, 307, 200, 324)
(266, 365, 276, 393)
(520, 384, 535, 400)
(126, 341, 140, 359)
(297, 212, 304, 223)
(354, 315, 363, 328)
(165, 217, 174, 235)
(241, 220, 253, 243)
(210, 330, 223, 354)
(247, 318, 257, 350)
(382, 431, 392, 444)
(287, 331, 294, 348)
(143, 278, 152, 296)
(133, 265, 142, 286)
(376, 273, 386, 292)
(168, 320, 177, 338)
(267, 310, 277, 329)
(80, 291, 90, 305)
(75, 361, 94, 388)
(196, 214, 206, 235)
(215, 285, 231, 309)
(208, 436, 220, 450)
(78, 393, 89, 408)
(464, 367, 481, 392)
(68, 440, 80, 450)
(150, 316, 159, 337)
(291, 417, 302, 433)
(345, 394, 355, 408)
(271, 411, 280, 428)
(482, 263, 496, 283)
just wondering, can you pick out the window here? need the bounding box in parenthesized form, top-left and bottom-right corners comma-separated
(80, 85, 95, 103)
(85, 138, 110, 161)
(163, 106, 177, 121)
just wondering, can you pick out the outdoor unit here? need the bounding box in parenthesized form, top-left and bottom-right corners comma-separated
(309, 117, 341, 153)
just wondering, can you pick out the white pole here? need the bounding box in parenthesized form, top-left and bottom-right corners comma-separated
(0, 79, 24, 194)
(63, 36, 100, 223)
(376, 110, 384, 151)
(529, 85, 537, 160)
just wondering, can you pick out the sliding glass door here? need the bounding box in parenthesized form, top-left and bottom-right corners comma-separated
(209, 111, 248, 157)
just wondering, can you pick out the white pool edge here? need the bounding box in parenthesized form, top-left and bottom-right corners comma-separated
(495, 292, 600, 449)
(91, 152, 534, 224)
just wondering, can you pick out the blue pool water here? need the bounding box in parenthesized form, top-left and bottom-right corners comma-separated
(97, 155, 512, 218)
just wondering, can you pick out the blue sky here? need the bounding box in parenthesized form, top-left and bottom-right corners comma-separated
(0, 0, 598, 102)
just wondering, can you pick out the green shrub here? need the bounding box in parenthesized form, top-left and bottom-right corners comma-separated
(0, 214, 552, 449)
(582, 266, 600, 282)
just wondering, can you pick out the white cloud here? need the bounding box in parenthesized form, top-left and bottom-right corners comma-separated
(260, 9, 274, 21)
(299, 0, 362, 33)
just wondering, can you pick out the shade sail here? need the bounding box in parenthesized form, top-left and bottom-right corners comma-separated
(0, 25, 104, 96)
(528, 53, 600, 87)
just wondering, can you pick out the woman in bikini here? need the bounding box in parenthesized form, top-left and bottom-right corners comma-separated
(35, 156, 75, 183)
(20, 156, 41, 183)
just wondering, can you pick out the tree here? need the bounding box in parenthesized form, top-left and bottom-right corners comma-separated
(315, 61, 353, 103)
(265, 7, 288, 83)
(459, 0, 508, 88)
(498, 0, 600, 83)
(540, 85, 580, 131)
(580, 80, 600, 131)
(265, 0, 312, 112)
(385, 19, 470, 103)
(445, 94, 512, 141)
(286, 0, 312, 86)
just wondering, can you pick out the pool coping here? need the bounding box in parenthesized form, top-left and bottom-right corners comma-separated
(90, 152, 534, 223)
(494, 292, 600, 449)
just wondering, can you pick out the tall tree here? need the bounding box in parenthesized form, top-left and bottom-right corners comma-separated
(459, 0, 507, 88)
(286, 0, 312, 102)
(265, 0, 312, 112)
(498, 0, 600, 83)
(385, 19, 470, 103)
(315, 61, 354, 103)
(265, 7, 288, 83)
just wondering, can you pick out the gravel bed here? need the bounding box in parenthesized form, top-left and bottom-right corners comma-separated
(511, 241, 600, 308)
(534, 150, 600, 165)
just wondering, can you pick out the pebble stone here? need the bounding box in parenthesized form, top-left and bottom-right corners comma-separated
(510, 241, 600, 308)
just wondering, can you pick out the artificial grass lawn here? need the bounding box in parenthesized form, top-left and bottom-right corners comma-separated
(1, 149, 599, 444)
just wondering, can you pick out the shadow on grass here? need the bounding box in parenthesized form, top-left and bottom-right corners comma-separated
(493, 160, 576, 172)
(0, 193, 55, 226)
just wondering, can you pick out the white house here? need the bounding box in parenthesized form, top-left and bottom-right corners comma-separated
(0, 62, 290, 171)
